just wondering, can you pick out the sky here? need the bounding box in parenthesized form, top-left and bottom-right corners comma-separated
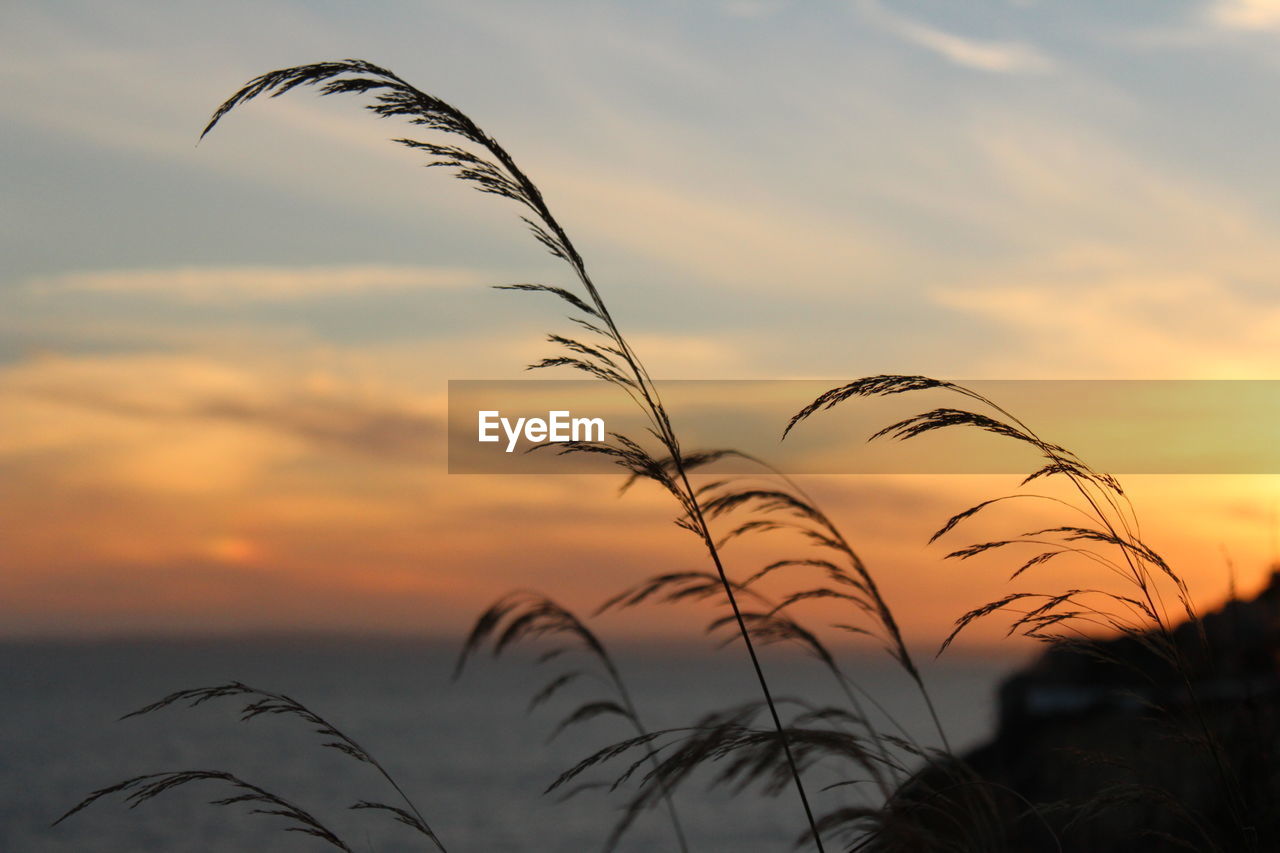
(3, 0, 1280, 651)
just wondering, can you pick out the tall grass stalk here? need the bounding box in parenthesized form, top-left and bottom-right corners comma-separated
(788, 375, 1255, 849)
(57, 57, 1259, 852)
(197, 58, 826, 849)
(455, 590, 689, 850)
(57, 684, 447, 851)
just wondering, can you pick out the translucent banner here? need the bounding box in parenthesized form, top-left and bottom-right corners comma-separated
(447, 379, 1280, 474)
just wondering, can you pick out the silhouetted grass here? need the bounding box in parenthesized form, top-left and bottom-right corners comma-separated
(55, 61, 1272, 853)
(456, 591, 689, 850)
(192, 57, 841, 850)
(58, 681, 447, 850)
(57, 770, 355, 850)
(788, 375, 1266, 851)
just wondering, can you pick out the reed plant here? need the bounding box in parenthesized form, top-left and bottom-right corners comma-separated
(56, 60, 1269, 852)
(56, 683, 446, 851)
(788, 377, 1264, 850)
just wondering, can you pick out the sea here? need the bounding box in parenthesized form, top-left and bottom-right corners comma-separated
(1, 638, 1017, 852)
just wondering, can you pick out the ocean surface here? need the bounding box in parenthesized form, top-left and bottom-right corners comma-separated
(1, 638, 1017, 852)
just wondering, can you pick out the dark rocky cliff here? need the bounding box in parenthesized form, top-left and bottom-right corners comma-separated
(869, 571, 1280, 852)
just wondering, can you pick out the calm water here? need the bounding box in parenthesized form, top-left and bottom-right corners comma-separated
(1, 638, 1015, 852)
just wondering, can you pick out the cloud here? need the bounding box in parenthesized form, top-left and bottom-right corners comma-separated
(24, 264, 484, 303)
(541, 163, 898, 292)
(931, 258, 1280, 378)
(861, 0, 1053, 73)
(718, 0, 788, 18)
(0, 351, 445, 495)
(912, 113, 1280, 378)
(1210, 0, 1280, 30)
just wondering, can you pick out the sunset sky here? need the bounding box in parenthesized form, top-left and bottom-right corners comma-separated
(4, 0, 1280, 650)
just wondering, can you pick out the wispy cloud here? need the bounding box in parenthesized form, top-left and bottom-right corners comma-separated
(25, 264, 484, 303)
(0, 351, 444, 493)
(718, 0, 789, 18)
(541, 163, 898, 292)
(1209, 0, 1280, 30)
(926, 110, 1280, 376)
(861, 0, 1053, 74)
(931, 255, 1280, 378)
